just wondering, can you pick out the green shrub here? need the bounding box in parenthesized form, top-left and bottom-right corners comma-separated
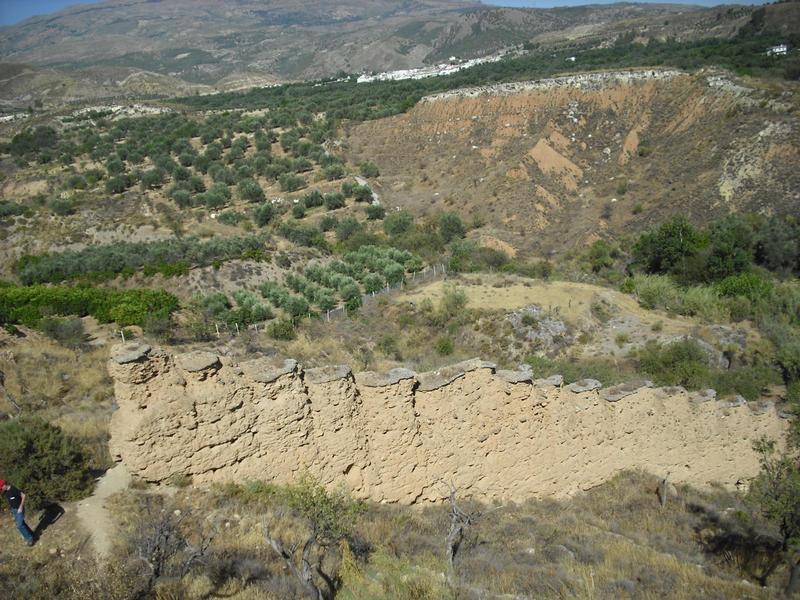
(278, 222, 328, 249)
(17, 235, 264, 284)
(448, 239, 508, 273)
(49, 198, 76, 216)
(503, 260, 554, 280)
(319, 215, 338, 232)
(633, 216, 704, 276)
(712, 364, 779, 401)
(526, 355, 629, 385)
(238, 178, 264, 202)
(324, 192, 346, 210)
(303, 190, 324, 208)
(716, 272, 773, 303)
(324, 164, 346, 181)
(352, 184, 373, 203)
(384, 211, 414, 236)
(336, 217, 363, 242)
(359, 161, 380, 178)
(0, 417, 93, 510)
(254, 203, 275, 227)
(0, 285, 179, 327)
(777, 341, 800, 384)
(217, 210, 246, 226)
(38, 317, 86, 348)
(435, 336, 454, 355)
(268, 318, 296, 340)
(279, 173, 307, 192)
(292, 203, 306, 219)
(439, 212, 466, 243)
(681, 286, 727, 321)
(365, 204, 386, 220)
(627, 274, 682, 311)
(637, 339, 711, 388)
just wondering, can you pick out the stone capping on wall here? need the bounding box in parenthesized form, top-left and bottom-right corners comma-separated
(108, 342, 786, 412)
(108, 343, 789, 502)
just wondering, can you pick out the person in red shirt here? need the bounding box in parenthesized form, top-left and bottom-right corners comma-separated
(0, 479, 35, 546)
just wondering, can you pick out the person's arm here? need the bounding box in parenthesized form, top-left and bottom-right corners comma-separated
(18, 491, 25, 513)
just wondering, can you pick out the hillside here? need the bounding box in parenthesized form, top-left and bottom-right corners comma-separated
(0, 0, 763, 106)
(0, 3, 799, 598)
(344, 69, 800, 256)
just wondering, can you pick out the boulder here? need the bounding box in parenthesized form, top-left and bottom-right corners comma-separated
(176, 351, 221, 373)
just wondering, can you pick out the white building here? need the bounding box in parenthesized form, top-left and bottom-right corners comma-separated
(767, 44, 789, 56)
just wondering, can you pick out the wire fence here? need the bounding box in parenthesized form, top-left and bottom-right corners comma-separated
(323, 263, 448, 322)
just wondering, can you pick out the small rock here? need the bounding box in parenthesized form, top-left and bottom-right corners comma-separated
(566, 379, 602, 393)
(750, 400, 774, 415)
(603, 380, 651, 402)
(359, 368, 416, 387)
(112, 342, 151, 364)
(176, 351, 221, 373)
(304, 365, 352, 384)
(689, 389, 717, 403)
(543, 544, 575, 562)
(534, 374, 563, 387)
(496, 369, 532, 384)
(719, 394, 747, 409)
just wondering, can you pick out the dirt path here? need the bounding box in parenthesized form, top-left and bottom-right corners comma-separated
(76, 463, 130, 558)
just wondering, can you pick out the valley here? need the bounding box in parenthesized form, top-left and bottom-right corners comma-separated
(0, 1, 799, 598)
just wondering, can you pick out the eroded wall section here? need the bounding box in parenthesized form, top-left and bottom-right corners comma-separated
(108, 343, 787, 503)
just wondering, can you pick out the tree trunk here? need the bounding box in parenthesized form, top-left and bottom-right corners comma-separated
(786, 559, 800, 597)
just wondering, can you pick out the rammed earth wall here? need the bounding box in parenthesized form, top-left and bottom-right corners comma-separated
(108, 343, 787, 503)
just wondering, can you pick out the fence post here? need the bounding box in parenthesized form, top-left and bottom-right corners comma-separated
(215, 323, 220, 337)
(119, 329, 126, 343)
(235, 323, 240, 336)
(327, 310, 330, 322)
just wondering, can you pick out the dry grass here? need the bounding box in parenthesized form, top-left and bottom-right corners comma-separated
(1, 470, 782, 599)
(0, 330, 114, 467)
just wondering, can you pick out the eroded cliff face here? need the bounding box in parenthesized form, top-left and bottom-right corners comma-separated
(108, 343, 787, 503)
(345, 69, 799, 255)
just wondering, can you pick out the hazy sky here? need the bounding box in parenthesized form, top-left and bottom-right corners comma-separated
(0, 0, 771, 26)
(482, 0, 768, 6)
(0, 0, 101, 26)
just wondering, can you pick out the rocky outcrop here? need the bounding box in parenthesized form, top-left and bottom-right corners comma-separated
(108, 343, 787, 503)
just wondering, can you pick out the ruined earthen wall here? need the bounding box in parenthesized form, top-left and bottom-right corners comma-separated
(108, 343, 787, 503)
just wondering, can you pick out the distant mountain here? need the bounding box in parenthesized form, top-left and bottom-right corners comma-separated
(0, 0, 756, 93)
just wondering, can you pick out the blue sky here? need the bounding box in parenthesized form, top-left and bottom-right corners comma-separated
(0, 0, 102, 26)
(0, 0, 771, 26)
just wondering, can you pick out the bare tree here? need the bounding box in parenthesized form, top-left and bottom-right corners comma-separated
(262, 476, 363, 600)
(443, 481, 500, 585)
(127, 496, 215, 599)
